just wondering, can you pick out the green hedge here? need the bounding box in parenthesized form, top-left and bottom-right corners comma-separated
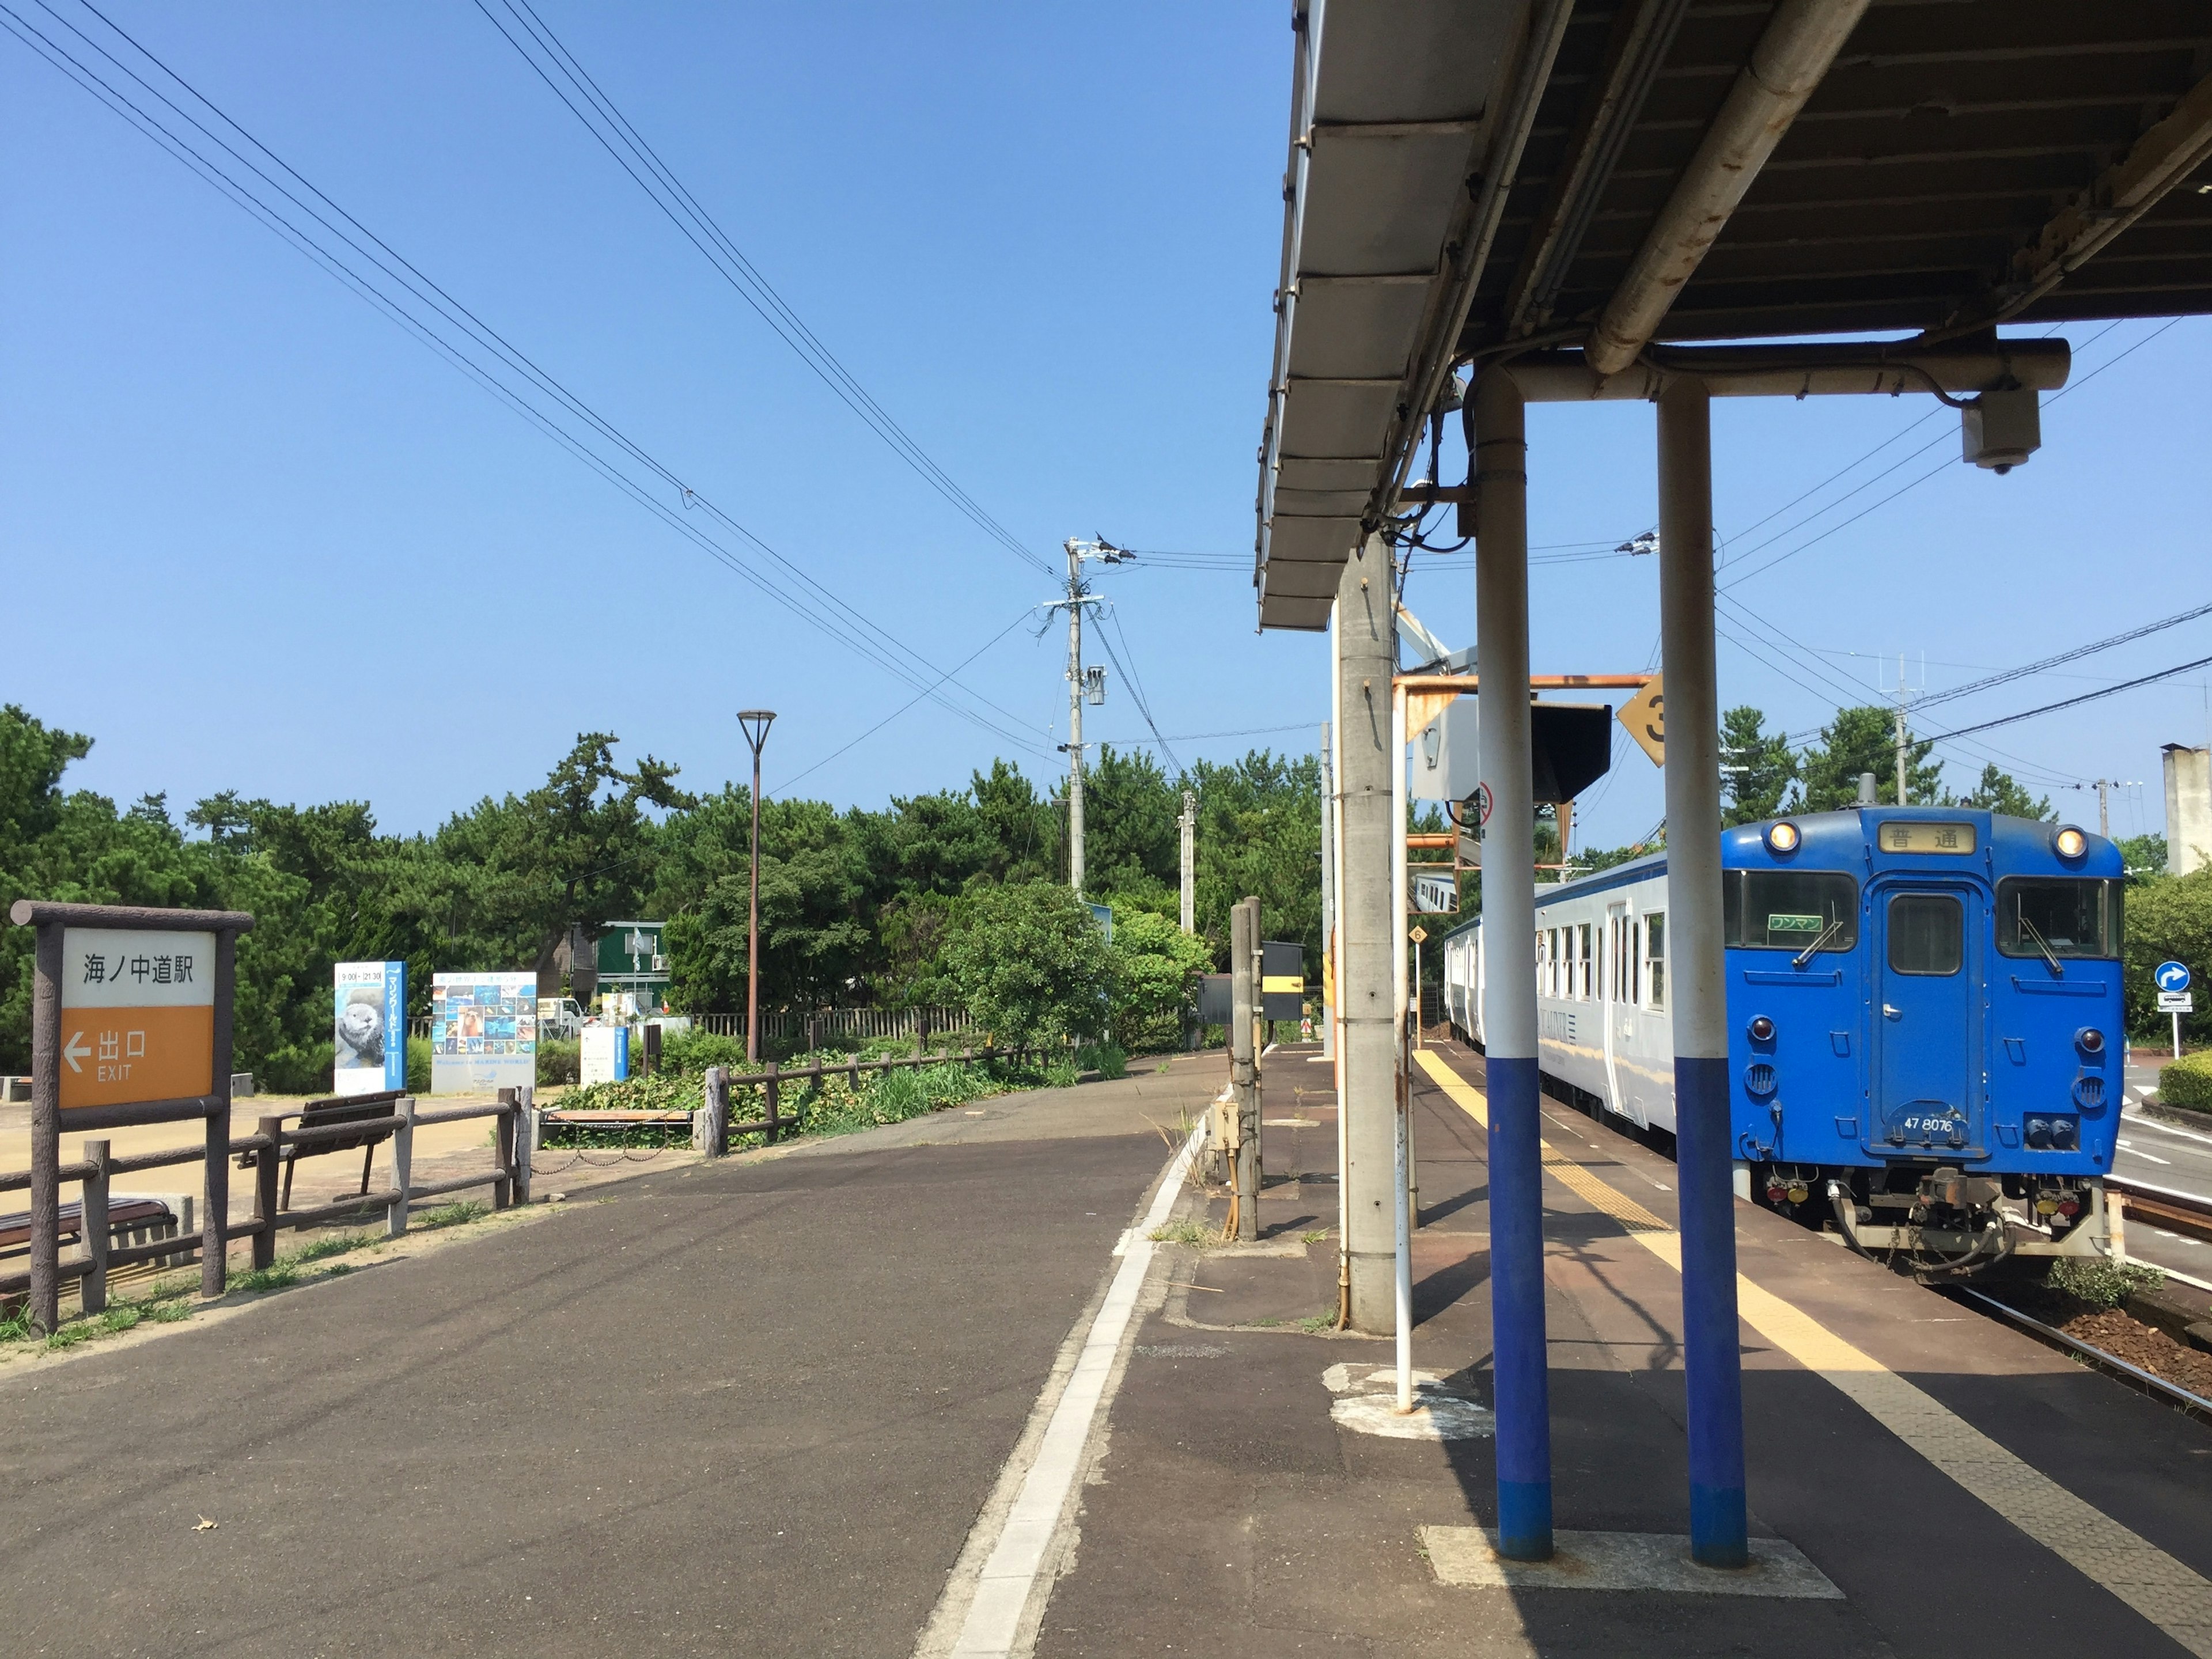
(2161, 1052, 2212, 1113)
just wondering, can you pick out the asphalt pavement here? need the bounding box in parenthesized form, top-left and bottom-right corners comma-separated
(0, 1056, 1225, 1658)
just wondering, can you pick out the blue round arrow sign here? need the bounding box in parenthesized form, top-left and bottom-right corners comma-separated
(2156, 960, 2192, 993)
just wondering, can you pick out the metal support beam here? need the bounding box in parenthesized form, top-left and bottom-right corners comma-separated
(1938, 67, 2212, 338)
(1588, 0, 1873, 374)
(1335, 536, 1399, 1332)
(1473, 368, 1552, 1559)
(1657, 378, 1748, 1569)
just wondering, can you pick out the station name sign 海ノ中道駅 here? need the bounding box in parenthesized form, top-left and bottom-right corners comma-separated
(59, 926, 218, 1109)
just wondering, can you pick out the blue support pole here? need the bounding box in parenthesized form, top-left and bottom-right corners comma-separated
(1657, 378, 1748, 1569)
(1474, 368, 1552, 1560)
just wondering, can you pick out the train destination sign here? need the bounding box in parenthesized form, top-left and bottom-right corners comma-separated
(60, 927, 218, 1109)
(1877, 821, 1977, 855)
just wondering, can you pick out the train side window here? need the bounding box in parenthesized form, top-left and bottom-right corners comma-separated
(1643, 912, 1666, 1010)
(1996, 878, 2121, 959)
(1577, 923, 1593, 999)
(1888, 893, 1963, 975)
(1724, 870, 1859, 951)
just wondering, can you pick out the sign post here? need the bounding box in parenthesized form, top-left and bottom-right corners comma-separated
(2156, 960, 2193, 1059)
(9, 900, 253, 1331)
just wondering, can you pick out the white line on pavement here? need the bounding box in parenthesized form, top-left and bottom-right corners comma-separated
(922, 1124, 1202, 1659)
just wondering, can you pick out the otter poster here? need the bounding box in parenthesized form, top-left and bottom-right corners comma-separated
(334, 961, 407, 1096)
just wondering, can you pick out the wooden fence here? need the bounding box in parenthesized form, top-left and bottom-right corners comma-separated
(0, 1091, 529, 1321)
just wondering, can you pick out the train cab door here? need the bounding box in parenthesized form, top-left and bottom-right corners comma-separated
(1600, 902, 1637, 1125)
(1870, 882, 1985, 1157)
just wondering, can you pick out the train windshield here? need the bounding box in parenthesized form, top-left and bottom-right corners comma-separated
(1723, 870, 1859, 950)
(1997, 878, 2122, 959)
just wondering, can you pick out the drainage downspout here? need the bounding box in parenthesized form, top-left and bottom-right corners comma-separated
(1585, 0, 1872, 376)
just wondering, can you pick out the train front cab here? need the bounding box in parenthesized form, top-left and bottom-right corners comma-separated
(1726, 808, 2124, 1273)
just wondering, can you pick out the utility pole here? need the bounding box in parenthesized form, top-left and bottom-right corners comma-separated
(737, 710, 777, 1065)
(1893, 654, 1912, 806)
(1047, 537, 1128, 896)
(1179, 789, 1196, 933)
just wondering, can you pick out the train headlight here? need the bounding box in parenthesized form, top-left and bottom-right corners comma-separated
(2075, 1027, 2104, 1054)
(2054, 825, 2088, 861)
(1764, 820, 1801, 855)
(1748, 1015, 1775, 1043)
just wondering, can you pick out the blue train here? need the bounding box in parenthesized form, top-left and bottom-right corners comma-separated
(1440, 807, 2125, 1275)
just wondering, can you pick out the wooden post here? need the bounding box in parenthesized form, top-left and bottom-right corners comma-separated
(493, 1089, 516, 1209)
(28, 923, 62, 1332)
(252, 1116, 282, 1269)
(514, 1085, 535, 1205)
(203, 928, 239, 1300)
(703, 1065, 729, 1157)
(388, 1095, 415, 1238)
(764, 1060, 781, 1144)
(81, 1138, 111, 1316)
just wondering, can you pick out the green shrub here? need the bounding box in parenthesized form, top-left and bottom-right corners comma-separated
(406, 1036, 433, 1095)
(537, 1037, 579, 1087)
(1043, 1057, 1081, 1089)
(2047, 1256, 2165, 1309)
(2160, 1052, 2212, 1113)
(660, 1027, 747, 1077)
(1075, 1042, 1127, 1080)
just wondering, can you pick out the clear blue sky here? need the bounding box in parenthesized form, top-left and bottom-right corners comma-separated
(6, 2, 2208, 849)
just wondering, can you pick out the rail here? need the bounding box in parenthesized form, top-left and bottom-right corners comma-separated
(1947, 1283, 2212, 1423)
(2108, 1173, 2212, 1248)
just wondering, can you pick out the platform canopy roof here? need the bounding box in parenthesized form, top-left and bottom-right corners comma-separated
(1253, 0, 2212, 630)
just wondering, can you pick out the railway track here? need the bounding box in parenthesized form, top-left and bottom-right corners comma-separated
(1947, 1175, 2212, 1423)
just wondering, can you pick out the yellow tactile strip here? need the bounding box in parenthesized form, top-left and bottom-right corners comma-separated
(1412, 1048, 2212, 1656)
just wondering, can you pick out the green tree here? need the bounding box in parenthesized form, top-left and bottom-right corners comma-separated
(1105, 903, 1213, 1050)
(1797, 706, 1943, 810)
(2125, 868, 2212, 1044)
(941, 880, 1111, 1046)
(427, 733, 690, 991)
(2118, 832, 2167, 879)
(1957, 763, 2052, 820)
(1190, 749, 1321, 979)
(1719, 705, 1797, 826)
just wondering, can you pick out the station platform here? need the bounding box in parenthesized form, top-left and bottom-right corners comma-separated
(1036, 1040, 2212, 1658)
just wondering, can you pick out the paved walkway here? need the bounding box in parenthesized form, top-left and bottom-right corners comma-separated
(1039, 1040, 2212, 1658)
(0, 1056, 1224, 1657)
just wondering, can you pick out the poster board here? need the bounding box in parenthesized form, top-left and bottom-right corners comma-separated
(334, 960, 407, 1096)
(429, 971, 537, 1095)
(580, 1024, 630, 1086)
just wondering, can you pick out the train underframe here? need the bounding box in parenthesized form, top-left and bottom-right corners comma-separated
(1745, 1160, 2111, 1278)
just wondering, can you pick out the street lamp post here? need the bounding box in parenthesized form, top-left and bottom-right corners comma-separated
(737, 710, 777, 1064)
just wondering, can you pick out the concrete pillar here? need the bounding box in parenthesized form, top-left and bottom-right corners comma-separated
(1319, 722, 1335, 1059)
(2166, 744, 2211, 876)
(1335, 535, 1399, 1332)
(1473, 366, 1552, 1560)
(1657, 377, 1749, 1569)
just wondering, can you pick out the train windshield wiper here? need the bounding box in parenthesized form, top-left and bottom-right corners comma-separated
(1792, 916, 1843, 967)
(2017, 912, 2063, 978)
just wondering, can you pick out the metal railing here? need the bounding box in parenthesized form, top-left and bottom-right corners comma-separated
(407, 1005, 975, 1043)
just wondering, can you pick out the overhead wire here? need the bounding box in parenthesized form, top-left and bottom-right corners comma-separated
(10, 0, 1049, 758)
(472, 0, 1055, 579)
(1093, 604, 1185, 777)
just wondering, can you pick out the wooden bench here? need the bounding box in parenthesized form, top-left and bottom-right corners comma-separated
(238, 1090, 404, 1211)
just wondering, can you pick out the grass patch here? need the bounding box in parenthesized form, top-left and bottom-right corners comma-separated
(0, 1306, 36, 1344)
(2046, 1256, 2164, 1309)
(1148, 1217, 1215, 1247)
(1042, 1058, 1081, 1089)
(229, 1262, 301, 1294)
(1297, 1310, 1335, 1334)
(290, 1230, 374, 1264)
(416, 1199, 490, 1230)
(1301, 1229, 1330, 1245)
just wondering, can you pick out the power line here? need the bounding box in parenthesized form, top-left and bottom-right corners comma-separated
(1917, 653, 2212, 745)
(1915, 597, 2212, 710)
(772, 608, 1039, 793)
(10, 0, 1048, 758)
(1092, 604, 1184, 777)
(473, 0, 1055, 579)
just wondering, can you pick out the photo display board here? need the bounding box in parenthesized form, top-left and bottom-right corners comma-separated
(430, 971, 537, 1095)
(334, 961, 408, 1096)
